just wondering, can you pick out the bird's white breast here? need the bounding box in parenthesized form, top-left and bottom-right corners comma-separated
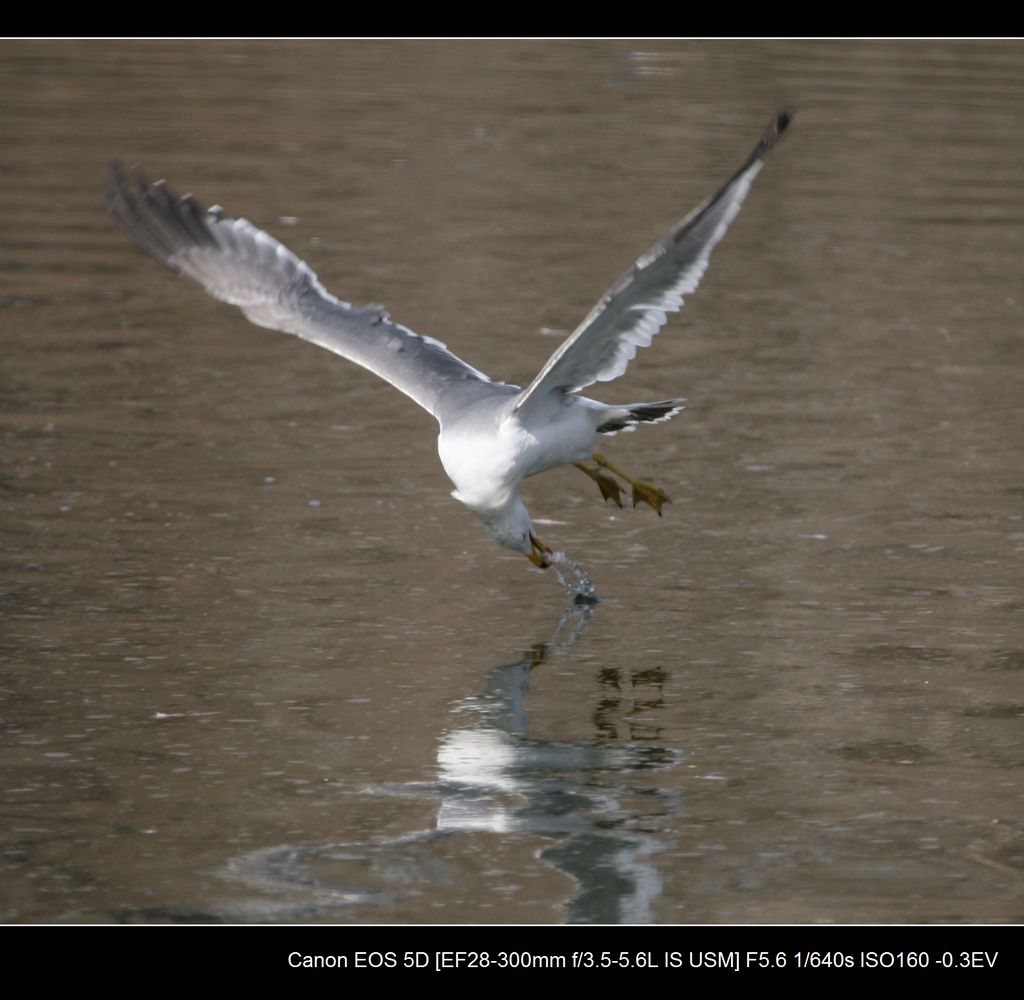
(438, 396, 598, 512)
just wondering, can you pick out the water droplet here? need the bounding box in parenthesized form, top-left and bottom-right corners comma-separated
(550, 551, 599, 604)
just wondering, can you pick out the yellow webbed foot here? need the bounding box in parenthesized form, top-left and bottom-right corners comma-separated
(630, 481, 671, 515)
(575, 463, 624, 507)
(591, 452, 671, 516)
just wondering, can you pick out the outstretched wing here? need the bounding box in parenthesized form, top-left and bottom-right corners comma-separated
(514, 111, 790, 415)
(105, 163, 491, 419)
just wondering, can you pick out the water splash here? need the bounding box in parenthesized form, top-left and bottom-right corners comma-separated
(550, 550, 599, 605)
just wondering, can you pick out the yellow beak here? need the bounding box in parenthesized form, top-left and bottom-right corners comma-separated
(528, 532, 553, 568)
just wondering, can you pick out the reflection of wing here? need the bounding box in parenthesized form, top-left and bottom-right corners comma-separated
(105, 162, 490, 419)
(515, 111, 790, 415)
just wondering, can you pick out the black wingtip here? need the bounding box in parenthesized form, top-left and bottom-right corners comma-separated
(105, 159, 223, 268)
(736, 109, 792, 173)
(761, 109, 793, 153)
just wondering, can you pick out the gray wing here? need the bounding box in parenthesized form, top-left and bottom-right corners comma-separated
(105, 163, 491, 419)
(514, 111, 790, 415)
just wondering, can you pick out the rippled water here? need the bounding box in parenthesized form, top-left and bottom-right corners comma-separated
(2, 39, 1022, 923)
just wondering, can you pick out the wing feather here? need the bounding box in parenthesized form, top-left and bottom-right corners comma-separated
(105, 162, 491, 419)
(515, 111, 790, 414)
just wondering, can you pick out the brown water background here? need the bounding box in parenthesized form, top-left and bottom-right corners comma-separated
(2, 40, 1022, 923)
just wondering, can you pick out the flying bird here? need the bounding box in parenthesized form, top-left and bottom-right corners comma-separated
(106, 111, 790, 570)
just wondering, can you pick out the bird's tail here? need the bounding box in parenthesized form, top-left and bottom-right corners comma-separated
(596, 398, 686, 435)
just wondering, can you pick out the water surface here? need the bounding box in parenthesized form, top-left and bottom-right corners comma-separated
(2, 39, 1022, 923)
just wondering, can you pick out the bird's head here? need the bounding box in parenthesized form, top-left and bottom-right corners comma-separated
(474, 496, 553, 568)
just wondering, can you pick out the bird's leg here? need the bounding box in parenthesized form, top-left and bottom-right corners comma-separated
(574, 462, 624, 508)
(592, 452, 672, 515)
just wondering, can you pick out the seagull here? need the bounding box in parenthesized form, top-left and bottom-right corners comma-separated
(106, 111, 790, 570)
